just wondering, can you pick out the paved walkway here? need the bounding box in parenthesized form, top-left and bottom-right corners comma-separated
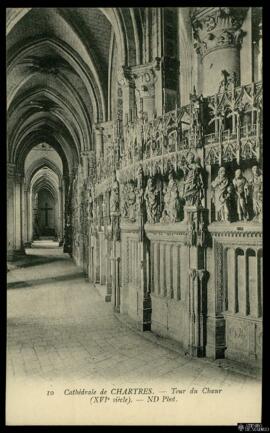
(7, 244, 260, 388)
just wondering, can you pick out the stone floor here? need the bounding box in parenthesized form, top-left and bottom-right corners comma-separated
(7, 243, 260, 425)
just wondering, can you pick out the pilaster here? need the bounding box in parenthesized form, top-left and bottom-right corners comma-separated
(117, 66, 136, 123)
(185, 205, 209, 356)
(132, 59, 160, 120)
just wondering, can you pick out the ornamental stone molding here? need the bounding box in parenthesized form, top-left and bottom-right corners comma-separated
(7, 163, 16, 177)
(117, 66, 134, 88)
(185, 206, 208, 247)
(131, 62, 159, 99)
(191, 7, 248, 57)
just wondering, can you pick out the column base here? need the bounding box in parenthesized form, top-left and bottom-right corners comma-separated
(189, 345, 205, 358)
(136, 321, 151, 332)
(7, 248, 26, 261)
(206, 344, 225, 360)
(137, 295, 152, 331)
(206, 315, 226, 360)
(7, 250, 15, 261)
(63, 245, 72, 253)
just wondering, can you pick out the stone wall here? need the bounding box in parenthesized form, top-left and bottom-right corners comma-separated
(61, 7, 263, 369)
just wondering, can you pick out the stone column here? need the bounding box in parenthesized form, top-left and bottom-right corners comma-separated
(206, 237, 226, 359)
(104, 190, 112, 301)
(25, 187, 31, 244)
(89, 234, 96, 285)
(58, 183, 64, 246)
(81, 152, 89, 179)
(105, 238, 112, 302)
(63, 173, 73, 254)
(137, 239, 152, 331)
(117, 66, 136, 123)
(16, 172, 25, 254)
(185, 206, 209, 357)
(135, 167, 152, 331)
(94, 127, 103, 183)
(32, 189, 38, 241)
(192, 7, 248, 96)
(23, 182, 29, 246)
(111, 241, 121, 312)
(7, 163, 16, 260)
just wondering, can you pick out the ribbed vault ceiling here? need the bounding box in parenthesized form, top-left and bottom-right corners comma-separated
(7, 7, 114, 175)
(7, 7, 144, 181)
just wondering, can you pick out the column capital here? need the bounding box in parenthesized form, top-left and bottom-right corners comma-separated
(117, 66, 135, 89)
(191, 7, 248, 57)
(94, 125, 104, 134)
(7, 163, 16, 177)
(131, 60, 160, 98)
(15, 171, 24, 182)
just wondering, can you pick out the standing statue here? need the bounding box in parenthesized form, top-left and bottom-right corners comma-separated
(120, 183, 129, 219)
(183, 153, 205, 207)
(144, 177, 160, 224)
(249, 165, 263, 222)
(120, 182, 136, 222)
(89, 185, 94, 220)
(233, 169, 249, 221)
(161, 169, 181, 223)
(127, 183, 137, 222)
(211, 166, 233, 222)
(190, 88, 204, 147)
(186, 212, 197, 246)
(136, 165, 145, 241)
(87, 184, 95, 236)
(218, 70, 230, 93)
(110, 171, 120, 214)
(110, 171, 120, 240)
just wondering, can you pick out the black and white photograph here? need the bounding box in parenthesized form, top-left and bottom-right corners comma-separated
(6, 6, 263, 426)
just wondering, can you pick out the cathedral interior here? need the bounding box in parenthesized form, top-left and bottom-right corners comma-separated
(7, 7, 263, 379)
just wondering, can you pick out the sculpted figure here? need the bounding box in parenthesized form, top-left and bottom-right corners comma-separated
(161, 170, 181, 223)
(218, 69, 230, 93)
(190, 88, 204, 146)
(87, 185, 94, 223)
(144, 177, 159, 224)
(197, 211, 206, 247)
(128, 183, 137, 222)
(211, 167, 232, 222)
(136, 166, 145, 241)
(183, 153, 204, 207)
(110, 171, 120, 240)
(233, 169, 249, 221)
(249, 165, 263, 222)
(120, 183, 129, 218)
(121, 182, 136, 222)
(110, 171, 120, 215)
(186, 212, 197, 246)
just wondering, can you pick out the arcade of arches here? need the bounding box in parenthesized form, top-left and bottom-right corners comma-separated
(7, 7, 263, 369)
